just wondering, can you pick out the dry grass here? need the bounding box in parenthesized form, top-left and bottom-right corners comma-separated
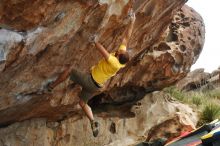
(164, 86, 220, 124)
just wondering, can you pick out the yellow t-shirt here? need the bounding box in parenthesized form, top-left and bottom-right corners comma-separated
(91, 45, 126, 85)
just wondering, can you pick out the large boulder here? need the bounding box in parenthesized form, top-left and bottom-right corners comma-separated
(176, 68, 210, 91)
(176, 67, 220, 91)
(0, 0, 205, 145)
(0, 0, 204, 126)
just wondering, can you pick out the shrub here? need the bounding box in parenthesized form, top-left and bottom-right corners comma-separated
(191, 95, 202, 106)
(200, 103, 220, 123)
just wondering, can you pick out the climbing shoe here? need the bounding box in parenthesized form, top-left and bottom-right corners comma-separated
(91, 120, 100, 137)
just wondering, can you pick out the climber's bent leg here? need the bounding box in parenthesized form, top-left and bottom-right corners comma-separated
(78, 86, 97, 120)
(79, 97, 100, 137)
(79, 99, 94, 122)
(79, 93, 100, 137)
(71, 69, 101, 137)
(71, 69, 100, 121)
(78, 78, 101, 137)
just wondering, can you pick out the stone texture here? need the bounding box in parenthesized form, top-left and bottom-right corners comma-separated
(176, 67, 220, 91)
(102, 5, 205, 104)
(176, 68, 210, 91)
(208, 68, 220, 85)
(0, 0, 205, 145)
(0, 0, 204, 125)
(0, 91, 198, 146)
(0, 0, 205, 126)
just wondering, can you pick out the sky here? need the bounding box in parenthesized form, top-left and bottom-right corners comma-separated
(186, 0, 220, 72)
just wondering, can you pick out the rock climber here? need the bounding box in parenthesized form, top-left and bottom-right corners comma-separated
(45, 11, 136, 137)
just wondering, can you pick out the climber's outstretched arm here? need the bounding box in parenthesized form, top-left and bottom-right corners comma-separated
(122, 12, 136, 46)
(49, 65, 72, 89)
(94, 42, 110, 60)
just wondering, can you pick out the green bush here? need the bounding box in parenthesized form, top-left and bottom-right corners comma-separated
(200, 103, 220, 123)
(191, 95, 202, 106)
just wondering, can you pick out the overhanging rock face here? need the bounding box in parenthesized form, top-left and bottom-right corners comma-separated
(0, 0, 204, 127)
